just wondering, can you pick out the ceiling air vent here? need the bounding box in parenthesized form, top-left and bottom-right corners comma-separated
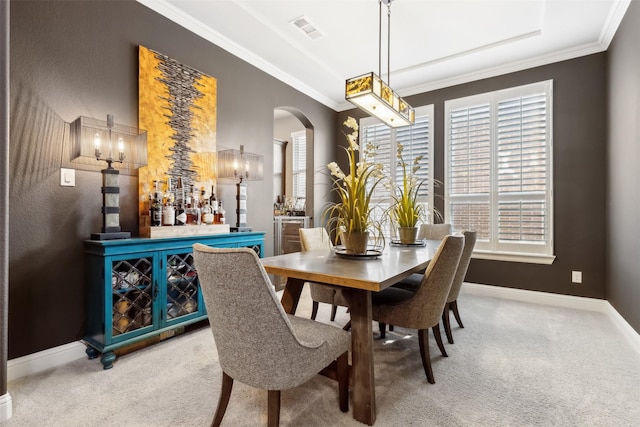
(290, 15, 323, 40)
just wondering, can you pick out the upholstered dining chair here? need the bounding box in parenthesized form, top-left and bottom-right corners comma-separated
(417, 223, 452, 240)
(371, 235, 464, 384)
(442, 230, 476, 344)
(381, 223, 453, 336)
(192, 244, 350, 426)
(391, 223, 454, 293)
(299, 227, 342, 321)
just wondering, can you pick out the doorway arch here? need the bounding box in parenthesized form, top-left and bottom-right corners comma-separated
(273, 107, 314, 224)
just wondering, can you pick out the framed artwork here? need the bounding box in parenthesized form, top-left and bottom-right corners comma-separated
(138, 45, 217, 230)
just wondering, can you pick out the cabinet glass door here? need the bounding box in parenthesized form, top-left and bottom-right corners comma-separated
(165, 251, 200, 324)
(111, 256, 154, 339)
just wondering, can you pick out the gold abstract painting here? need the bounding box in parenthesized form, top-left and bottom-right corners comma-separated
(138, 45, 217, 222)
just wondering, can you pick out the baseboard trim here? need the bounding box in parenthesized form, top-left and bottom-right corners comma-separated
(462, 282, 640, 353)
(0, 392, 12, 422)
(7, 340, 86, 383)
(604, 301, 640, 355)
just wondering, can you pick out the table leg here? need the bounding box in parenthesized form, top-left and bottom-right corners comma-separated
(280, 277, 305, 314)
(343, 288, 376, 425)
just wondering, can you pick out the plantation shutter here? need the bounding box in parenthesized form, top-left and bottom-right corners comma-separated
(447, 103, 491, 240)
(497, 93, 547, 243)
(360, 122, 391, 231)
(292, 131, 306, 199)
(395, 115, 430, 198)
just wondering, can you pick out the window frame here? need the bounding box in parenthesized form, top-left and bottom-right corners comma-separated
(444, 80, 555, 264)
(360, 105, 436, 240)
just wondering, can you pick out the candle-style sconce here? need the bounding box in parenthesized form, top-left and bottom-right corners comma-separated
(217, 145, 264, 232)
(70, 114, 147, 240)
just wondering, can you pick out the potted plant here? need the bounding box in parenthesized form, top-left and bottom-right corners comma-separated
(388, 143, 428, 244)
(325, 117, 386, 254)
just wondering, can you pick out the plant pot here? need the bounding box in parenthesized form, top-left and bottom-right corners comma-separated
(398, 226, 418, 244)
(342, 231, 369, 254)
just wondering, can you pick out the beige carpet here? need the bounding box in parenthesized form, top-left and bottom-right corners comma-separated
(5, 286, 640, 426)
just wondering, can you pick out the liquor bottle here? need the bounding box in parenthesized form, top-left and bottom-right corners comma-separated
(174, 177, 186, 225)
(210, 186, 219, 223)
(162, 179, 175, 226)
(150, 180, 163, 227)
(218, 201, 226, 224)
(199, 187, 207, 224)
(201, 198, 214, 224)
(187, 185, 201, 225)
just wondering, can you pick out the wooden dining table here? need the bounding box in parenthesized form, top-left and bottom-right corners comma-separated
(261, 240, 441, 425)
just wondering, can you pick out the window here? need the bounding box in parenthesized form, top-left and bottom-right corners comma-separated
(445, 80, 554, 263)
(291, 131, 306, 199)
(360, 105, 435, 239)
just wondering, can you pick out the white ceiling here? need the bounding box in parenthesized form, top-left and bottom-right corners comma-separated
(138, 0, 630, 112)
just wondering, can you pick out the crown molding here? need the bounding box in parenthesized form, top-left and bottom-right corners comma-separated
(136, 0, 339, 110)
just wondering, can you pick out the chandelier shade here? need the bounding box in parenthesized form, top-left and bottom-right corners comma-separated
(346, 72, 415, 128)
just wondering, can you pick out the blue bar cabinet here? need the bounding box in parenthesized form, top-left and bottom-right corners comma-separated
(83, 232, 265, 369)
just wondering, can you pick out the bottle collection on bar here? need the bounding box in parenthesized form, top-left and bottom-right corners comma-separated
(148, 177, 225, 227)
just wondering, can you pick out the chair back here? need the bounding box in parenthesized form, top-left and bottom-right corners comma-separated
(418, 223, 452, 241)
(375, 235, 463, 330)
(447, 231, 476, 303)
(193, 244, 329, 389)
(299, 227, 332, 251)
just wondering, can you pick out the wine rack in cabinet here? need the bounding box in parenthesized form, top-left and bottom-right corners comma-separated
(84, 232, 265, 369)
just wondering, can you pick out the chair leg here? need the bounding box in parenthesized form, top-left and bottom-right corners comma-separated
(267, 390, 281, 427)
(389, 325, 394, 331)
(311, 301, 319, 320)
(442, 303, 454, 344)
(211, 371, 234, 427)
(342, 320, 351, 331)
(418, 329, 435, 384)
(432, 324, 448, 357)
(337, 352, 349, 412)
(379, 322, 387, 339)
(451, 300, 464, 328)
(330, 304, 338, 321)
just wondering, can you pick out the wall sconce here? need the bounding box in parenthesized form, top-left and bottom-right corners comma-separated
(217, 145, 264, 232)
(70, 114, 147, 240)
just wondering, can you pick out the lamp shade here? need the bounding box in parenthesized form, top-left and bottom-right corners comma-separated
(217, 147, 264, 181)
(346, 72, 415, 128)
(70, 116, 148, 172)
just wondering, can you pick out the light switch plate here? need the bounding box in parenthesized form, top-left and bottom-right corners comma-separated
(60, 168, 75, 187)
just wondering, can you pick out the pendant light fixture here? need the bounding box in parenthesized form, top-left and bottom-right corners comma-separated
(345, 0, 414, 128)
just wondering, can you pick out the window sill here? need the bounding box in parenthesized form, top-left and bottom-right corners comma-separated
(472, 250, 556, 265)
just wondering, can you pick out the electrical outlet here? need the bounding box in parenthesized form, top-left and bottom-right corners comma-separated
(572, 270, 582, 284)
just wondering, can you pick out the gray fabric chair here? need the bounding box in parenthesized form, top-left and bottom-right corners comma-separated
(193, 244, 350, 426)
(371, 235, 464, 384)
(417, 223, 452, 240)
(392, 223, 454, 292)
(299, 227, 342, 321)
(442, 230, 477, 344)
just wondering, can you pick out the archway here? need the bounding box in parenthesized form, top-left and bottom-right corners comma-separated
(272, 107, 314, 223)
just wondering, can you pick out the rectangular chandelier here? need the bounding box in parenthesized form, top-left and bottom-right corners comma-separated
(346, 72, 415, 128)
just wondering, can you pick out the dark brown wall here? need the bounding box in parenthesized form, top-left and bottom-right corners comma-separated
(339, 53, 608, 300)
(8, 0, 336, 358)
(607, 0, 640, 333)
